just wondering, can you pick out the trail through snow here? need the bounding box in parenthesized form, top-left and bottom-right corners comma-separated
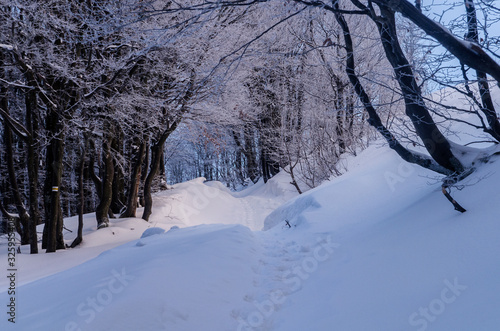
(0, 172, 298, 289)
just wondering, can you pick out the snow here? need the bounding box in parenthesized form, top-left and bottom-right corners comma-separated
(0, 43, 14, 51)
(2, 141, 500, 330)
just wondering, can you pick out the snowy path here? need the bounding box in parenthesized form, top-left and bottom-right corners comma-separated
(0, 174, 304, 331)
(0, 175, 297, 289)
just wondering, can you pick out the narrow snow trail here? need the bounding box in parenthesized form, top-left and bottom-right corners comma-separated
(0, 173, 300, 331)
(0, 174, 297, 292)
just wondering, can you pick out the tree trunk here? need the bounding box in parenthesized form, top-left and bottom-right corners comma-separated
(121, 140, 146, 218)
(333, 0, 452, 175)
(243, 123, 259, 183)
(25, 87, 40, 254)
(139, 139, 150, 207)
(95, 135, 114, 229)
(463, 0, 500, 141)
(70, 141, 87, 248)
(372, 0, 500, 84)
(42, 109, 65, 252)
(142, 143, 162, 222)
(142, 123, 179, 222)
(1, 88, 30, 245)
(231, 130, 244, 185)
(111, 127, 125, 214)
(88, 139, 103, 200)
(375, 7, 464, 173)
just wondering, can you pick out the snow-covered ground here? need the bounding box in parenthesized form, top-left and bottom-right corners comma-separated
(1, 142, 500, 331)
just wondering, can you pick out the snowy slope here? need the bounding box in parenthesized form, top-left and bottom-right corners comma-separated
(262, 144, 500, 330)
(1, 143, 500, 331)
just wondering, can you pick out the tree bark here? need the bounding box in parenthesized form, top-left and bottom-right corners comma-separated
(243, 123, 259, 183)
(111, 127, 125, 214)
(333, 0, 452, 175)
(42, 109, 65, 252)
(121, 139, 146, 218)
(463, 0, 500, 141)
(231, 130, 245, 185)
(25, 86, 40, 253)
(1, 88, 30, 245)
(371, 0, 500, 84)
(95, 134, 115, 229)
(70, 140, 87, 248)
(142, 121, 180, 222)
(374, 6, 464, 173)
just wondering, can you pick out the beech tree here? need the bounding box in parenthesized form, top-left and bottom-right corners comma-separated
(0, 0, 212, 250)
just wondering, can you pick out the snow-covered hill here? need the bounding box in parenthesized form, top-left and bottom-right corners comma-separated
(1, 142, 500, 331)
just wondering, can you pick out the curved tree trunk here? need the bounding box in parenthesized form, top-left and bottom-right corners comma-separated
(333, 0, 452, 175)
(374, 6, 464, 173)
(142, 143, 163, 222)
(371, 0, 500, 84)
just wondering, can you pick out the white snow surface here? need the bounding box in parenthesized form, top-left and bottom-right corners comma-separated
(1, 143, 500, 331)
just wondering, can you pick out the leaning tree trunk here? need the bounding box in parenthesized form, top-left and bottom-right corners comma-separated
(142, 142, 163, 222)
(332, 0, 452, 175)
(371, 0, 500, 84)
(375, 6, 464, 173)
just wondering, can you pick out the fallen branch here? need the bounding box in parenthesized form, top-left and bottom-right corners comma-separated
(441, 169, 474, 213)
(441, 186, 466, 213)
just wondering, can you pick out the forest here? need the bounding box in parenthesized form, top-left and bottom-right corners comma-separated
(1, 0, 500, 254)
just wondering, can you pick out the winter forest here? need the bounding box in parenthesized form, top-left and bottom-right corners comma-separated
(0, 1, 498, 254)
(2, 0, 500, 330)
(3, 0, 500, 253)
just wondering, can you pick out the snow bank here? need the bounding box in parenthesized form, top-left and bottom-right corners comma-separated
(2, 225, 260, 331)
(261, 145, 500, 331)
(263, 194, 321, 230)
